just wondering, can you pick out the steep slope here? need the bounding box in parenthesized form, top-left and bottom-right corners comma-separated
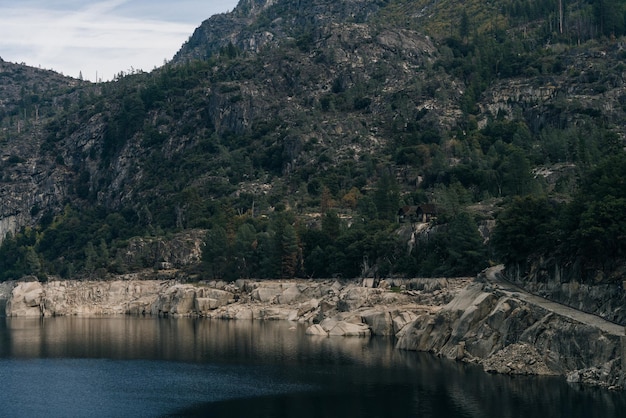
(0, 0, 625, 282)
(0, 58, 92, 239)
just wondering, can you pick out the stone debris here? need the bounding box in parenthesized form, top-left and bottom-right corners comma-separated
(483, 343, 557, 376)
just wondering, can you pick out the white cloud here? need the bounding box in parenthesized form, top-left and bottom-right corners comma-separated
(0, 0, 239, 81)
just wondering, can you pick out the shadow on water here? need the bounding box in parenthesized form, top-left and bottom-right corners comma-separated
(170, 351, 626, 418)
(1, 317, 625, 418)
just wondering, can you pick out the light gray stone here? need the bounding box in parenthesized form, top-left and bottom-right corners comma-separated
(305, 324, 328, 336)
(361, 310, 393, 336)
(392, 311, 418, 334)
(251, 287, 281, 303)
(278, 286, 301, 304)
(328, 321, 371, 337)
(6, 282, 44, 317)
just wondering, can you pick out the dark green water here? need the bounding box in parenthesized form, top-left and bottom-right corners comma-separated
(0, 317, 624, 417)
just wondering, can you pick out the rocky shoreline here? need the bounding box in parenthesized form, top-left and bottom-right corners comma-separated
(1, 273, 468, 331)
(2, 269, 624, 389)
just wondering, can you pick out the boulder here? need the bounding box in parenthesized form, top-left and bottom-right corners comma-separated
(151, 285, 196, 316)
(305, 324, 328, 336)
(320, 317, 338, 332)
(251, 287, 282, 303)
(195, 298, 222, 311)
(194, 288, 234, 312)
(278, 286, 302, 304)
(234, 307, 254, 320)
(209, 305, 254, 320)
(361, 310, 393, 336)
(327, 321, 371, 337)
(297, 299, 319, 317)
(337, 286, 371, 312)
(392, 311, 418, 334)
(6, 282, 44, 317)
(257, 307, 294, 320)
(362, 278, 375, 288)
(319, 299, 337, 314)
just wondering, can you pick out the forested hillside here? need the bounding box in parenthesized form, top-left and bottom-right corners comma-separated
(1, 0, 625, 282)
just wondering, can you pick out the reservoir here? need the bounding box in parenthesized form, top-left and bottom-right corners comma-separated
(0, 317, 624, 417)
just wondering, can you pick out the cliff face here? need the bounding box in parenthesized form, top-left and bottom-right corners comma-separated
(0, 60, 94, 244)
(396, 267, 626, 389)
(505, 260, 626, 326)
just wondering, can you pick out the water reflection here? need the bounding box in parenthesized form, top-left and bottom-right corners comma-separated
(2, 317, 399, 365)
(1, 317, 624, 418)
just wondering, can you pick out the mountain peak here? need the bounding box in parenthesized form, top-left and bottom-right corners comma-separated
(174, 0, 382, 63)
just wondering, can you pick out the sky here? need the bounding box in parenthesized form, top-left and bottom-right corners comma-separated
(0, 0, 240, 81)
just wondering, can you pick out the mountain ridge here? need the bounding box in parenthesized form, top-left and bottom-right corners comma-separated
(0, 0, 625, 283)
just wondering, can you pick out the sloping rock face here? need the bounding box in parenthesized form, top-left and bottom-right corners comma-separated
(123, 230, 206, 270)
(396, 282, 626, 389)
(505, 260, 626, 325)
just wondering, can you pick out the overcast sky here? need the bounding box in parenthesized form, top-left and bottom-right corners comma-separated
(0, 0, 240, 81)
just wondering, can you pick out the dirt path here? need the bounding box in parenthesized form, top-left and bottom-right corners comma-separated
(484, 265, 626, 337)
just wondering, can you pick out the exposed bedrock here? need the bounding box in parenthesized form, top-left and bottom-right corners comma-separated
(396, 280, 626, 389)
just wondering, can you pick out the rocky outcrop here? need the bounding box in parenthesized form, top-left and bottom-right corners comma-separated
(0, 281, 15, 316)
(123, 230, 207, 270)
(396, 276, 626, 389)
(5, 279, 236, 317)
(505, 260, 626, 325)
(1, 273, 470, 339)
(5, 280, 43, 317)
(3, 274, 467, 340)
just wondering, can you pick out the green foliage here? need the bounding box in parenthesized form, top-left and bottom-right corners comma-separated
(373, 171, 400, 222)
(563, 154, 626, 266)
(593, 0, 626, 37)
(402, 212, 489, 277)
(492, 151, 626, 279)
(201, 226, 230, 279)
(0, 205, 144, 280)
(492, 195, 563, 265)
(0, 229, 38, 281)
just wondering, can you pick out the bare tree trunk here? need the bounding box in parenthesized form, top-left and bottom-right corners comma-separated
(559, 0, 564, 34)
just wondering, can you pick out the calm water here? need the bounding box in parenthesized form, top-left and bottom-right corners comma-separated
(0, 317, 624, 418)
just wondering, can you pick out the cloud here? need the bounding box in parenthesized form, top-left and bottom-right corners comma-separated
(0, 0, 239, 81)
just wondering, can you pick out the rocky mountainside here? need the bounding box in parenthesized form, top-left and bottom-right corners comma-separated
(1, 0, 626, 283)
(0, 59, 91, 239)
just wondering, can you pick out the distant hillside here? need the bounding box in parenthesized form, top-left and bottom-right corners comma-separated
(1, 0, 625, 282)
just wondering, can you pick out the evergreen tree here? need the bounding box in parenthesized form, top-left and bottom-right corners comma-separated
(373, 171, 400, 222)
(492, 195, 561, 265)
(441, 212, 488, 276)
(202, 226, 230, 279)
(234, 223, 257, 278)
(280, 224, 300, 278)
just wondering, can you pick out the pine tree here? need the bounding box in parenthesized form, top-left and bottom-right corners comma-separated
(373, 171, 400, 222)
(280, 224, 300, 279)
